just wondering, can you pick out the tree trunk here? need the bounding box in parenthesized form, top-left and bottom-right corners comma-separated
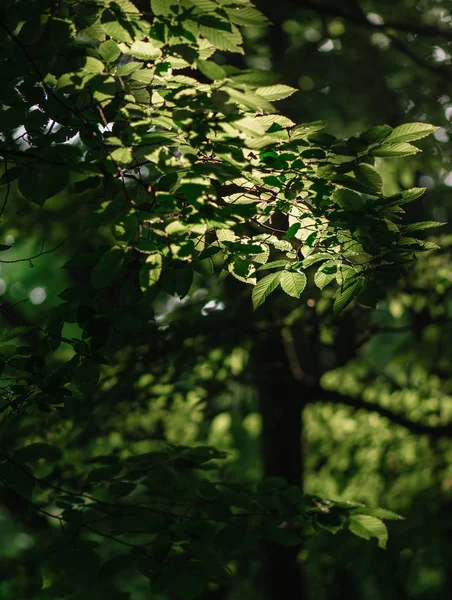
(252, 320, 306, 600)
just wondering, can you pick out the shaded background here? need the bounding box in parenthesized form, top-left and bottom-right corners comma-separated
(2, 0, 452, 599)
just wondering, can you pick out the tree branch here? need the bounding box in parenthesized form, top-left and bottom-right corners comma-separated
(310, 387, 452, 439)
(387, 33, 452, 83)
(303, 0, 452, 42)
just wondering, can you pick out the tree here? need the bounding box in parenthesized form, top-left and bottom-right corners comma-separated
(226, 1, 452, 598)
(0, 0, 442, 598)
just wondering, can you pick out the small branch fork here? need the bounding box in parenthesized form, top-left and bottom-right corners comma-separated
(0, 239, 67, 265)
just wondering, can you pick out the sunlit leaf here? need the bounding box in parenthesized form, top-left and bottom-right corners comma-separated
(280, 271, 307, 299)
(252, 272, 282, 309)
(333, 276, 364, 314)
(384, 122, 438, 144)
(349, 515, 388, 549)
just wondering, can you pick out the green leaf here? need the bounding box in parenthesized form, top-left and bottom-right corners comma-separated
(286, 223, 301, 239)
(349, 515, 388, 549)
(230, 242, 264, 254)
(224, 87, 274, 112)
(345, 252, 372, 264)
(314, 264, 337, 290)
(360, 125, 392, 144)
(384, 122, 438, 144)
(0, 327, 30, 342)
(189, 0, 218, 10)
(117, 61, 142, 76)
(99, 40, 121, 63)
(112, 213, 138, 242)
(102, 20, 134, 43)
(290, 121, 326, 140)
(139, 253, 163, 290)
(228, 6, 268, 27)
(333, 276, 364, 314)
(124, 41, 162, 60)
(91, 247, 125, 289)
(82, 56, 105, 74)
(351, 507, 403, 521)
(197, 59, 226, 80)
(402, 221, 445, 232)
(257, 260, 290, 271)
(381, 187, 426, 207)
(354, 164, 382, 190)
(397, 238, 440, 251)
(18, 166, 69, 206)
(371, 143, 420, 158)
(395, 187, 427, 205)
(330, 175, 377, 195)
(280, 271, 307, 299)
(199, 26, 243, 53)
(252, 272, 282, 309)
(333, 188, 365, 211)
(230, 70, 279, 86)
(151, 0, 174, 15)
(229, 258, 255, 284)
(109, 147, 133, 165)
(255, 84, 297, 102)
(80, 20, 106, 42)
(302, 253, 332, 268)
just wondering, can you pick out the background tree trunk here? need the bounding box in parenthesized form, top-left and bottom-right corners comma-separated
(252, 317, 306, 600)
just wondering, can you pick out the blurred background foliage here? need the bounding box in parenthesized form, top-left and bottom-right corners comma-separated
(2, 0, 452, 598)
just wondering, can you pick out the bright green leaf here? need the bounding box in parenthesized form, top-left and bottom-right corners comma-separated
(257, 260, 290, 271)
(197, 60, 226, 80)
(280, 271, 307, 299)
(252, 272, 282, 309)
(139, 253, 163, 290)
(349, 515, 388, 549)
(385, 122, 438, 144)
(99, 40, 121, 63)
(402, 221, 445, 232)
(255, 84, 297, 102)
(371, 142, 420, 158)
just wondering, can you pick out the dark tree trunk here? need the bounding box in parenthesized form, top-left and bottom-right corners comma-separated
(252, 318, 306, 600)
(331, 568, 360, 600)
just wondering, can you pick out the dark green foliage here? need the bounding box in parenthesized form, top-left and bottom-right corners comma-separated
(0, 0, 443, 598)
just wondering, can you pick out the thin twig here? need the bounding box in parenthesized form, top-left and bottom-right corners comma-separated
(0, 239, 67, 265)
